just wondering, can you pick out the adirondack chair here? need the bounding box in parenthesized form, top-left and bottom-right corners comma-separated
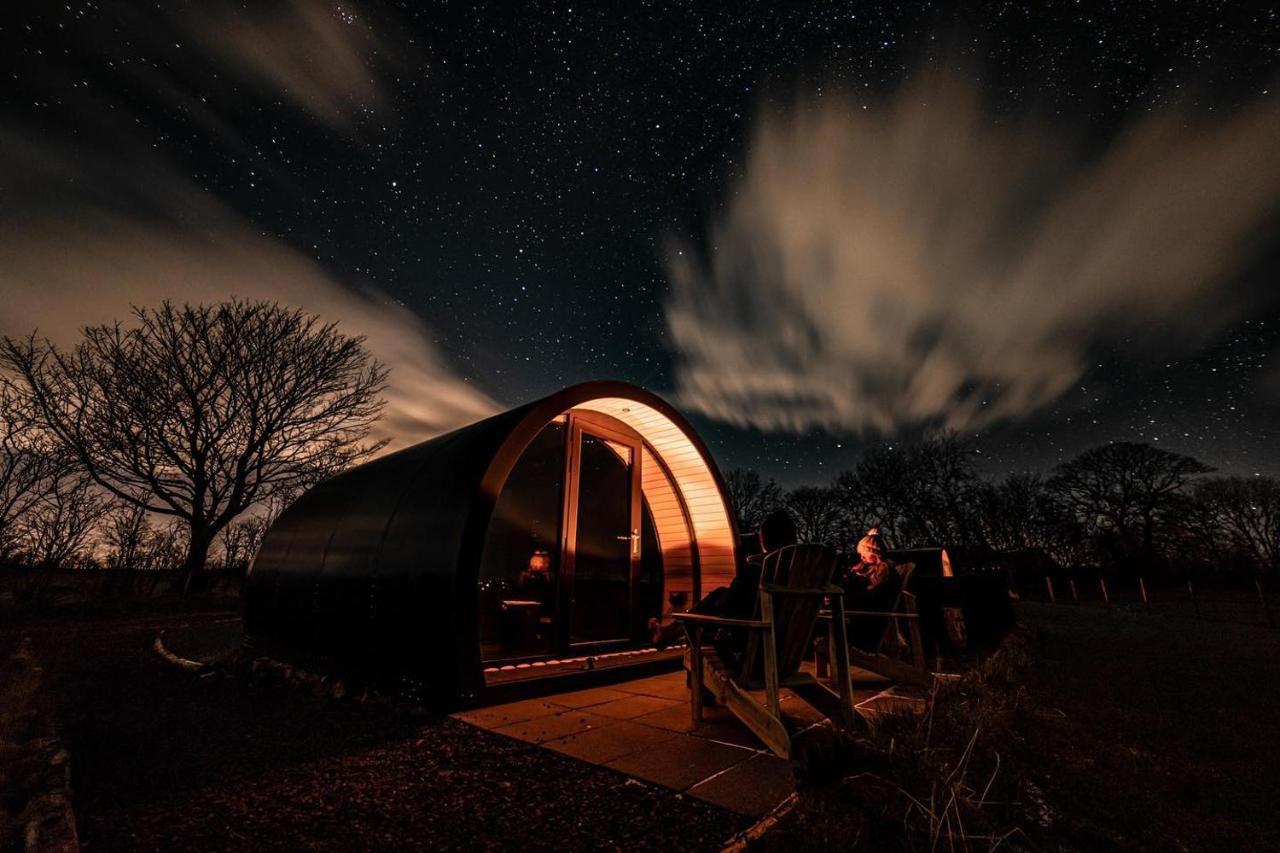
(816, 561, 931, 689)
(672, 544, 865, 759)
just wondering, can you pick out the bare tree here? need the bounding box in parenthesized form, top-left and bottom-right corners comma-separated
(0, 379, 72, 561)
(141, 520, 191, 572)
(1193, 476, 1280, 575)
(2, 300, 388, 581)
(100, 503, 153, 570)
(973, 473, 1089, 570)
(1049, 442, 1212, 574)
(15, 473, 107, 569)
(834, 450, 913, 546)
(835, 434, 980, 548)
(723, 468, 784, 532)
(215, 515, 269, 572)
(785, 485, 846, 547)
(907, 434, 982, 545)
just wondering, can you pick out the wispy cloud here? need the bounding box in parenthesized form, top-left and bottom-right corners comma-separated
(175, 0, 405, 135)
(1, 1, 495, 451)
(665, 68, 1280, 434)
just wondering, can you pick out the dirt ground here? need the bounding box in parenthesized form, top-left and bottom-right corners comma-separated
(1, 605, 746, 852)
(6, 595, 1277, 852)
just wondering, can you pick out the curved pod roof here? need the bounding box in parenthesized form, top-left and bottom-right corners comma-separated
(244, 381, 739, 706)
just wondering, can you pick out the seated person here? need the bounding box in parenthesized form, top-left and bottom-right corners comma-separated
(840, 527, 904, 650)
(648, 509, 799, 667)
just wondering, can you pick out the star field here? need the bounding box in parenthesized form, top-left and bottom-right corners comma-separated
(3, 1, 1278, 485)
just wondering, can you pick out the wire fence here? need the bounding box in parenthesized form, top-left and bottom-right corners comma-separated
(1016, 574, 1278, 628)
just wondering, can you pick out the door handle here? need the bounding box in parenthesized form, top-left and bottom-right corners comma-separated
(616, 529, 639, 556)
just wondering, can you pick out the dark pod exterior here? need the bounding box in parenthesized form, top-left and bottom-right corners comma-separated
(243, 381, 739, 707)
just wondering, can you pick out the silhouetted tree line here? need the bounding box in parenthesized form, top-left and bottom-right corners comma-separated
(726, 437, 1280, 581)
(1, 300, 387, 580)
(4, 298, 1276, 585)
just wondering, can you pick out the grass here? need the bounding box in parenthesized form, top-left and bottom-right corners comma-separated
(1010, 600, 1280, 851)
(763, 597, 1280, 852)
(768, 635, 1037, 852)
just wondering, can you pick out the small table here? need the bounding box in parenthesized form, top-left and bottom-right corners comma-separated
(499, 600, 544, 655)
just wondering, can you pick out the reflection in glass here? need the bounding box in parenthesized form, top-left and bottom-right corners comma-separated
(477, 421, 565, 660)
(478, 416, 674, 668)
(570, 434, 634, 644)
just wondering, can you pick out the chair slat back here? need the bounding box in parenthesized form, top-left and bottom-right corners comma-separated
(741, 544, 837, 681)
(870, 560, 916, 652)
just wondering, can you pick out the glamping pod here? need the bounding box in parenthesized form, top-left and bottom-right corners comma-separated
(244, 381, 740, 707)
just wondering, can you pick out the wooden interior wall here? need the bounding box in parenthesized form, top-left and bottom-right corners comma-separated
(575, 399, 737, 598)
(639, 445, 694, 612)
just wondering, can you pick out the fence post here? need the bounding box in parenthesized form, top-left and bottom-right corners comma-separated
(1257, 578, 1277, 629)
(1044, 576, 1056, 604)
(1099, 577, 1110, 606)
(1068, 578, 1079, 603)
(1138, 577, 1151, 612)
(1187, 578, 1200, 618)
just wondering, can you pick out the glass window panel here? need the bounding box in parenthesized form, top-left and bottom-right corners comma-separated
(477, 422, 565, 661)
(570, 432, 633, 644)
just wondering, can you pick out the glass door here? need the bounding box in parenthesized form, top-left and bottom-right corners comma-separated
(564, 420, 641, 647)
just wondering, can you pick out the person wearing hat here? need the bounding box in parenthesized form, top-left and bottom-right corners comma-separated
(841, 526, 904, 649)
(849, 527, 892, 591)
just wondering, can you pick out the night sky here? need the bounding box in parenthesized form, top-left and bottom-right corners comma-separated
(3, 1, 1278, 486)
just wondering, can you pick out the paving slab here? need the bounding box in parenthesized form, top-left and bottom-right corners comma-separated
(632, 698, 782, 749)
(611, 672, 691, 700)
(453, 672, 811, 818)
(690, 720, 766, 750)
(493, 709, 615, 744)
(544, 718, 679, 764)
(630, 700, 704, 733)
(688, 753, 796, 816)
(588, 693, 684, 720)
(604, 732, 755, 791)
(453, 698, 562, 729)
(544, 686, 634, 709)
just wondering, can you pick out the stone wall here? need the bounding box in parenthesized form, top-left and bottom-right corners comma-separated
(0, 640, 78, 853)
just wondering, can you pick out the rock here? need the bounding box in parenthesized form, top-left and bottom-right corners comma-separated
(21, 793, 78, 853)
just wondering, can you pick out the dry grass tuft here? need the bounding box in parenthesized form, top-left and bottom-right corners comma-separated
(765, 634, 1039, 852)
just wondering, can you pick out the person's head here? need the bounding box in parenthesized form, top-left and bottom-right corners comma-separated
(856, 527, 884, 564)
(757, 509, 798, 553)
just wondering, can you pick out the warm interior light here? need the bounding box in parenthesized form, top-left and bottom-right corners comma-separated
(520, 548, 552, 586)
(572, 398, 738, 597)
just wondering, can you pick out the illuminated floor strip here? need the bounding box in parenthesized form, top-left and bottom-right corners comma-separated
(484, 644, 687, 684)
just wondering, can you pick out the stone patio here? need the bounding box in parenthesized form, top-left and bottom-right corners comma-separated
(454, 666, 909, 817)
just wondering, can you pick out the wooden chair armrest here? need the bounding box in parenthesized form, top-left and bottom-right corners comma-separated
(818, 609, 921, 620)
(759, 583, 845, 597)
(845, 609, 920, 619)
(671, 613, 771, 629)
